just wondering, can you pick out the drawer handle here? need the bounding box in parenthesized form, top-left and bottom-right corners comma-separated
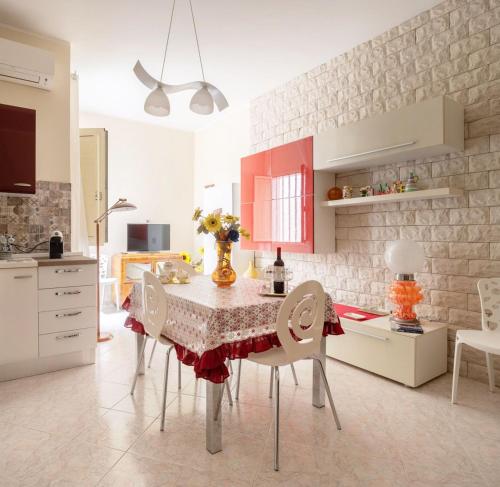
(13, 182, 32, 187)
(55, 268, 83, 274)
(14, 275, 33, 279)
(347, 328, 389, 342)
(54, 290, 82, 296)
(328, 140, 417, 163)
(55, 311, 82, 318)
(56, 332, 80, 340)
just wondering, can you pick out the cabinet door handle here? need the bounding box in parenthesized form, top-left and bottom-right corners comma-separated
(56, 332, 80, 340)
(347, 328, 389, 342)
(14, 275, 33, 279)
(328, 141, 417, 163)
(55, 311, 82, 318)
(54, 268, 83, 274)
(54, 290, 82, 296)
(13, 182, 32, 187)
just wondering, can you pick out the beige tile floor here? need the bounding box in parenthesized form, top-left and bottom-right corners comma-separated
(1, 309, 500, 486)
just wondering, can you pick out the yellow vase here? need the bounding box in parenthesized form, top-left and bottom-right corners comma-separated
(244, 259, 259, 279)
(211, 240, 237, 288)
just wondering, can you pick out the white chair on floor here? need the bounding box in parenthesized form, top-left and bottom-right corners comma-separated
(452, 277, 500, 404)
(98, 254, 120, 310)
(147, 260, 197, 368)
(245, 280, 341, 471)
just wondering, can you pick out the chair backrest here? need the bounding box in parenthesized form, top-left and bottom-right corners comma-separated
(99, 254, 108, 279)
(142, 271, 167, 339)
(478, 278, 500, 333)
(175, 259, 197, 276)
(276, 280, 326, 361)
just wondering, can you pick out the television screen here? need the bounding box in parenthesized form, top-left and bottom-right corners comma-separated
(127, 224, 170, 252)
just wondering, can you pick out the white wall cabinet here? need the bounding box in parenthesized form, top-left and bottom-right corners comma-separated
(0, 267, 38, 365)
(314, 96, 464, 172)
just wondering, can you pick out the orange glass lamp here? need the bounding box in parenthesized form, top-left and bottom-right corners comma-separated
(385, 240, 424, 330)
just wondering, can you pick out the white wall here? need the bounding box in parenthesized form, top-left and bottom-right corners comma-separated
(193, 105, 251, 273)
(80, 112, 194, 260)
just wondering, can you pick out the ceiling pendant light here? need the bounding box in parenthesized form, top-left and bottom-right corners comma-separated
(134, 0, 228, 117)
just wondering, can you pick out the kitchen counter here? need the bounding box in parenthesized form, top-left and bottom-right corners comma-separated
(34, 255, 97, 266)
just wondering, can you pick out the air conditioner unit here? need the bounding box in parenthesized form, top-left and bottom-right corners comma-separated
(0, 37, 55, 91)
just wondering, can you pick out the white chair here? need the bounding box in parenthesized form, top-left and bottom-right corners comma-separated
(147, 260, 197, 368)
(130, 271, 183, 430)
(98, 254, 120, 310)
(452, 278, 500, 404)
(245, 280, 341, 471)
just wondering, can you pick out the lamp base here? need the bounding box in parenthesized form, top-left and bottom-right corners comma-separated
(97, 332, 114, 343)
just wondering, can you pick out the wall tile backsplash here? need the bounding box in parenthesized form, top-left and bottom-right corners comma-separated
(0, 181, 71, 253)
(250, 0, 500, 383)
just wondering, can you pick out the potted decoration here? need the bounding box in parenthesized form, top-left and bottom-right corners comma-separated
(192, 207, 250, 287)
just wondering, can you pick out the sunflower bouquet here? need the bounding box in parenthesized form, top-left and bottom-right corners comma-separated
(192, 207, 250, 242)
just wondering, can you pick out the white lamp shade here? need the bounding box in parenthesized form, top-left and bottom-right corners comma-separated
(145, 87, 170, 116)
(384, 240, 425, 275)
(190, 86, 214, 115)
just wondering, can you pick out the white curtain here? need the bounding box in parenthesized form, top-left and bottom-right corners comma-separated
(70, 73, 89, 255)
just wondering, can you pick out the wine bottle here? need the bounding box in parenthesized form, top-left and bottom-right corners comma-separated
(273, 247, 285, 294)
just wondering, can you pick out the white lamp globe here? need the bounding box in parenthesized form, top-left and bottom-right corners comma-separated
(384, 240, 425, 276)
(190, 86, 214, 115)
(144, 86, 170, 116)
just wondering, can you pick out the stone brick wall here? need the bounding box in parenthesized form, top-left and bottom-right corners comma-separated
(250, 0, 500, 382)
(0, 181, 71, 253)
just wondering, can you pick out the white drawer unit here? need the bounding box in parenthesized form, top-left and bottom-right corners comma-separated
(326, 314, 447, 387)
(39, 327, 96, 358)
(38, 285, 96, 312)
(39, 306, 97, 335)
(38, 264, 96, 289)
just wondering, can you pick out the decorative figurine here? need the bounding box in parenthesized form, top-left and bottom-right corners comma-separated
(342, 185, 352, 199)
(360, 185, 374, 197)
(405, 172, 419, 192)
(327, 186, 343, 200)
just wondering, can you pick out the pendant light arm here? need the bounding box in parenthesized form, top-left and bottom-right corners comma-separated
(160, 0, 177, 82)
(188, 0, 206, 82)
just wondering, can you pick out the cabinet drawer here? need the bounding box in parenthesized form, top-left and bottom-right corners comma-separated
(39, 286, 96, 312)
(38, 264, 96, 289)
(39, 327, 95, 358)
(326, 321, 414, 385)
(39, 307, 96, 335)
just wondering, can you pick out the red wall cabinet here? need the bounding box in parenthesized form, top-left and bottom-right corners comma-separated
(241, 137, 333, 254)
(0, 104, 36, 194)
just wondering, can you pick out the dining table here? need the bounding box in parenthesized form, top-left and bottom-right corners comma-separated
(123, 275, 343, 454)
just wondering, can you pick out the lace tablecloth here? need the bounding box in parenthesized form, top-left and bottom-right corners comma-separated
(124, 276, 343, 382)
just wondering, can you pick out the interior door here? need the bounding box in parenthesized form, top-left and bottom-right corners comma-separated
(80, 128, 108, 244)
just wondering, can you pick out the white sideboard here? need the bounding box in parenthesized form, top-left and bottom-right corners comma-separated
(0, 255, 97, 381)
(326, 314, 447, 387)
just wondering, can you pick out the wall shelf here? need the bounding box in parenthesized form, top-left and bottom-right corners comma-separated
(320, 187, 464, 208)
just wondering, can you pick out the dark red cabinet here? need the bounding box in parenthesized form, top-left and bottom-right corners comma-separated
(0, 104, 36, 194)
(240, 137, 314, 254)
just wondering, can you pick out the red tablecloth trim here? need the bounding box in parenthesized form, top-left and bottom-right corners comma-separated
(123, 297, 344, 384)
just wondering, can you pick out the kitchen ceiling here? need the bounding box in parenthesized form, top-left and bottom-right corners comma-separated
(0, 0, 442, 131)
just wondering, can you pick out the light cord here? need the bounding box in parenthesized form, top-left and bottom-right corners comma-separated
(188, 0, 206, 82)
(160, 0, 177, 82)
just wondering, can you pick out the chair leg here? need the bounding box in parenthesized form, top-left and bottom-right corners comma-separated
(486, 352, 495, 393)
(235, 359, 242, 401)
(269, 366, 274, 399)
(147, 340, 157, 368)
(228, 359, 234, 374)
(314, 358, 341, 430)
(273, 366, 280, 471)
(160, 346, 173, 431)
(451, 341, 463, 404)
(178, 359, 182, 390)
(290, 363, 299, 386)
(114, 281, 120, 310)
(130, 336, 148, 395)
